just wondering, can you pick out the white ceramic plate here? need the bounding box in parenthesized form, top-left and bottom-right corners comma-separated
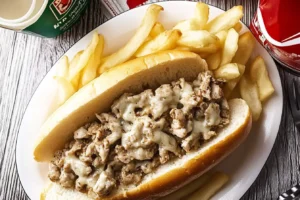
(16, 2, 283, 200)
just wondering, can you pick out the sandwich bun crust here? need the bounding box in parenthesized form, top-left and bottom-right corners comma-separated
(41, 98, 252, 200)
(34, 50, 208, 162)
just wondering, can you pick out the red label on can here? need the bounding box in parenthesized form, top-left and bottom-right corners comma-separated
(250, 0, 300, 71)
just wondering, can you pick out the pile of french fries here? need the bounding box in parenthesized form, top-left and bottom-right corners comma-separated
(52, 3, 275, 198)
(53, 2, 274, 122)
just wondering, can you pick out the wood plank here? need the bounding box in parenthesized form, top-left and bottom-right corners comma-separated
(0, 0, 298, 200)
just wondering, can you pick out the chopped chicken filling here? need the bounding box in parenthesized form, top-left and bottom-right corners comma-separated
(48, 71, 230, 198)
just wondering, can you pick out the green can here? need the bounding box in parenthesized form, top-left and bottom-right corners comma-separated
(0, 0, 89, 38)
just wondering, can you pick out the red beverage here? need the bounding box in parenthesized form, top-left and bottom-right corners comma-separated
(251, 0, 300, 72)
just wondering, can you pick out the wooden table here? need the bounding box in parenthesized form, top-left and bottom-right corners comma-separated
(0, 0, 298, 199)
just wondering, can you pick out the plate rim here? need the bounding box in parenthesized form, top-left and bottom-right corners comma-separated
(15, 1, 284, 200)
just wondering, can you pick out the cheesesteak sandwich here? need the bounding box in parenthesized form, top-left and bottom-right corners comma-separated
(34, 50, 252, 200)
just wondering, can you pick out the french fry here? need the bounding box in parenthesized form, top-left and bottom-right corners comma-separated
(215, 30, 228, 48)
(220, 28, 239, 65)
(135, 29, 181, 57)
(69, 51, 83, 90)
(68, 32, 99, 82)
(239, 76, 262, 121)
(53, 76, 76, 105)
(233, 22, 243, 33)
(188, 43, 220, 54)
(232, 32, 256, 65)
(206, 6, 243, 34)
(186, 172, 229, 200)
(249, 56, 275, 101)
(194, 2, 209, 29)
(214, 63, 240, 80)
(80, 35, 105, 88)
(206, 51, 221, 70)
(224, 64, 246, 97)
(56, 56, 69, 77)
(174, 46, 191, 51)
(177, 30, 220, 53)
(150, 22, 165, 38)
(100, 5, 163, 73)
(173, 19, 200, 32)
(161, 171, 214, 200)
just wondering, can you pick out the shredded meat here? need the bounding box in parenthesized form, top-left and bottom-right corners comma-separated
(49, 71, 230, 197)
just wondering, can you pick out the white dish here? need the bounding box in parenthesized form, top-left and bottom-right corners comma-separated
(16, 2, 283, 200)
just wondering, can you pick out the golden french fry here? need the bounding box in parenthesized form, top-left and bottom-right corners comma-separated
(69, 51, 83, 90)
(224, 64, 245, 97)
(249, 56, 275, 101)
(206, 6, 243, 34)
(150, 22, 165, 38)
(220, 28, 239, 65)
(100, 5, 163, 72)
(188, 43, 220, 54)
(161, 171, 214, 200)
(53, 76, 76, 105)
(186, 172, 229, 200)
(135, 29, 182, 57)
(214, 63, 240, 80)
(198, 52, 210, 59)
(56, 56, 69, 77)
(173, 19, 200, 32)
(239, 75, 262, 121)
(69, 32, 99, 82)
(80, 35, 105, 88)
(206, 51, 221, 70)
(174, 46, 191, 51)
(215, 30, 228, 48)
(194, 2, 209, 29)
(232, 31, 256, 65)
(177, 30, 219, 50)
(233, 22, 243, 33)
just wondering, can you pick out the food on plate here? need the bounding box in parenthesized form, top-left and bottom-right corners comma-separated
(205, 6, 243, 34)
(39, 2, 278, 199)
(70, 51, 83, 90)
(177, 30, 220, 53)
(214, 63, 240, 80)
(36, 50, 251, 199)
(150, 22, 165, 38)
(215, 30, 228, 48)
(186, 171, 229, 200)
(80, 35, 104, 88)
(206, 51, 221, 70)
(53, 76, 76, 106)
(161, 170, 229, 200)
(233, 22, 243, 33)
(173, 19, 200, 33)
(239, 76, 262, 121)
(232, 32, 256, 65)
(55, 56, 69, 78)
(223, 64, 246, 98)
(249, 56, 275, 101)
(135, 29, 182, 57)
(69, 32, 100, 82)
(220, 28, 239, 66)
(99, 4, 163, 73)
(194, 2, 209, 29)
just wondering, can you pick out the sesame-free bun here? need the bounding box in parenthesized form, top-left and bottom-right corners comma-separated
(41, 98, 252, 200)
(34, 50, 208, 162)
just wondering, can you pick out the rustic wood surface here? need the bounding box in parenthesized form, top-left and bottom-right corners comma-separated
(0, 0, 298, 199)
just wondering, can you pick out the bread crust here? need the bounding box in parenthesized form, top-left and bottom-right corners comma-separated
(34, 50, 207, 162)
(104, 99, 252, 200)
(41, 99, 252, 200)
